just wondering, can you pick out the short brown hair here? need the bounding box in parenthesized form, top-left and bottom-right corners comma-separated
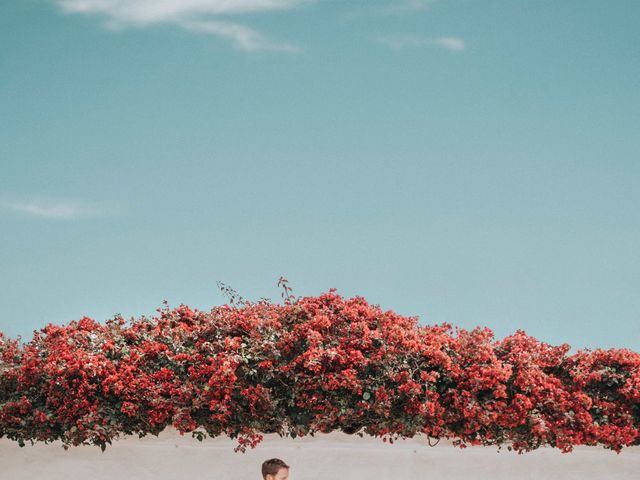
(262, 458, 289, 478)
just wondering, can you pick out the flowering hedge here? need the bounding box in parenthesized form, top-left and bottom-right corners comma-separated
(1, 289, 639, 454)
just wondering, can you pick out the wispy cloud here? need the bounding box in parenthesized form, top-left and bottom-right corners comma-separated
(183, 19, 301, 52)
(52, 1, 463, 54)
(432, 36, 465, 52)
(384, 0, 435, 14)
(53, 0, 310, 52)
(340, 0, 435, 21)
(377, 35, 465, 52)
(0, 197, 121, 221)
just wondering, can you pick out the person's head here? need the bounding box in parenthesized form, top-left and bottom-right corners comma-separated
(261, 458, 290, 480)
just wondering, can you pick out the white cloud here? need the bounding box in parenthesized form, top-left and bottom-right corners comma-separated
(385, 0, 435, 13)
(433, 36, 465, 52)
(183, 19, 301, 52)
(0, 197, 121, 221)
(53, 0, 310, 51)
(339, 0, 434, 21)
(55, 0, 310, 22)
(377, 35, 465, 52)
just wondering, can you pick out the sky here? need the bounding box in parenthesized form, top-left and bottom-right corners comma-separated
(1, 0, 639, 354)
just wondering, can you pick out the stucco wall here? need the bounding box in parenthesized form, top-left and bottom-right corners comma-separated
(1, 428, 638, 480)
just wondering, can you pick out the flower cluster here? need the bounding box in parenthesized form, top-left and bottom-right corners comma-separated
(1, 290, 638, 454)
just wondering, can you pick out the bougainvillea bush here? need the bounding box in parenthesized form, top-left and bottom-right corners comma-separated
(1, 287, 639, 454)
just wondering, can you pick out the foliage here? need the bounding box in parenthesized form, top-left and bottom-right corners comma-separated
(1, 282, 638, 454)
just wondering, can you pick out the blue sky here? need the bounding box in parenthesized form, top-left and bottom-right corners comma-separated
(1, 0, 639, 353)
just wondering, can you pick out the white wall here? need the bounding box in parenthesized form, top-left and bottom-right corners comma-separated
(1, 428, 638, 480)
